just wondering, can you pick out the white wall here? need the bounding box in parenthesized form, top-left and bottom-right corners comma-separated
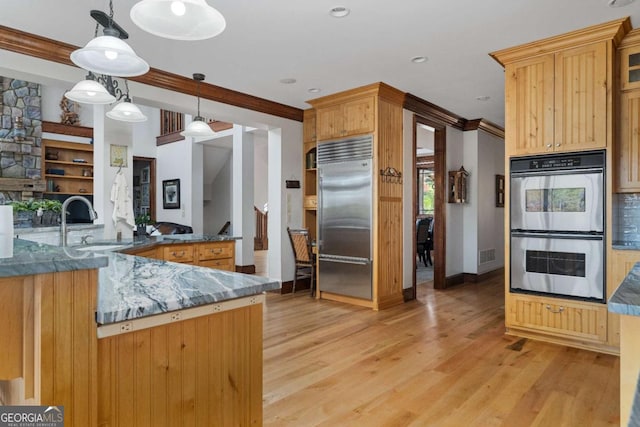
(204, 157, 232, 234)
(253, 133, 269, 213)
(476, 130, 505, 274)
(461, 129, 505, 275)
(445, 126, 465, 277)
(41, 84, 93, 127)
(132, 104, 160, 158)
(156, 139, 194, 228)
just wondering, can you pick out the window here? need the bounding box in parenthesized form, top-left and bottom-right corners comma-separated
(418, 168, 435, 215)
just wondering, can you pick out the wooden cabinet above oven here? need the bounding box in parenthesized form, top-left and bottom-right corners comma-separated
(492, 18, 629, 156)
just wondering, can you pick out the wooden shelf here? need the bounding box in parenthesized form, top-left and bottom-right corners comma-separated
(44, 160, 94, 167)
(43, 192, 93, 196)
(42, 140, 94, 196)
(44, 174, 93, 181)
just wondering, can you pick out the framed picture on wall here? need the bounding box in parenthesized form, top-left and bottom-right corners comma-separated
(141, 166, 150, 184)
(110, 144, 128, 167)
(163, 179, 180, 209)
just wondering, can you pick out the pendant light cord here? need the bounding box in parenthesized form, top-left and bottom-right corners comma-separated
(196, 79, 202, 119)
(108, 0, 114, 27)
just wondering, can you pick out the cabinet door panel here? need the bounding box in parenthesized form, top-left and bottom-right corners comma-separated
(554, 42, 608, 151)
(508, 295, 607, 342)
(617, 91, 640, 192)
(316, 104, 343, 141)
(505, 55, 555, 155)
(162, 245, 194, 263)
(343, 96, 375, 137)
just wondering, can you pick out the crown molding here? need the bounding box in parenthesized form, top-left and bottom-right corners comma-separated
(0, 25, 303, 122)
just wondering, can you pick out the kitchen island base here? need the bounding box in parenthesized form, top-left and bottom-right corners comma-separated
(98, 294, 264, 426)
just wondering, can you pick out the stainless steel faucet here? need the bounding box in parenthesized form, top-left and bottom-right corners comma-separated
(61, 196, 97, 247)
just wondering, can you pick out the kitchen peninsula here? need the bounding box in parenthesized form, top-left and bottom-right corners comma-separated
(0, 237, 280, 426)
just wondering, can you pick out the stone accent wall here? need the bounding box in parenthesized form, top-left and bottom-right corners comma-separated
(1, 77, 42, 179)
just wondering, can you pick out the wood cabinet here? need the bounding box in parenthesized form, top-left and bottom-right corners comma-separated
(507, 294, 607, 343)
(162, 244, 195, 263)
(303, 109, 318, 242)
(617, 30, 640, 192)
(124, 241, 236, 272)
(42, 140, 94, 195)
(307, 83, 405, 310)
(97, 296, 263, 426)
(617, 90, 640, 191)
(501, 42, 609, 155)
(197, 241, 235, 271)
(316, 95, 375, 141)
(491, 18, 631, 354)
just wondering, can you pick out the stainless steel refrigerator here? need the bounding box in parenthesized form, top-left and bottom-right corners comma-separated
(317, 135, 373, 300)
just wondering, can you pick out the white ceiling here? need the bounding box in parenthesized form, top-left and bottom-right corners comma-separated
(2, 0, 640, 127)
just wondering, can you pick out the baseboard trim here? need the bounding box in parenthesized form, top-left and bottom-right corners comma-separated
(235, 265, 256, 274)
(445, 273, 465, 288)
(280, 279, 311, 294)
(463, 267, 505, 283)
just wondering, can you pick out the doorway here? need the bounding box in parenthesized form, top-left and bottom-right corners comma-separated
(132, 156, 156, 222)
(413, 116, 446, 295)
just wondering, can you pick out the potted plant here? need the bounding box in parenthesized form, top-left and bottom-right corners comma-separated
(9, 199, 63, 228)
(34, 199, 63, 226)
(135, 214, 151, 235)
(9, 200, 36, 228)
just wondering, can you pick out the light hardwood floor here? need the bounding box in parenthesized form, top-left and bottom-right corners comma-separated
(263, 275, 620, 426)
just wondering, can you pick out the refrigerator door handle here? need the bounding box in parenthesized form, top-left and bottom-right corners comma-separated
(319, 254, 371, 265)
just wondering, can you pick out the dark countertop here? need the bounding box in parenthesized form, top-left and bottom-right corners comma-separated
(609, 262, 640, 316)
(0, 235, 280, 325)
(0, 238, 108, 277)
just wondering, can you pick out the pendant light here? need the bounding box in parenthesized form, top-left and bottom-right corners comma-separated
(65, 76, 116, 104)
(71, 1, 149, 77)
(130, 0, 226, 41)
(106, 81, 148, 122)
(180, 73, 215, 138)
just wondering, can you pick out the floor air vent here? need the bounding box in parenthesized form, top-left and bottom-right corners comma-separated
(479, 248, 496, 265)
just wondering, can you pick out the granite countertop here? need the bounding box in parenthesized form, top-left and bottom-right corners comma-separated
(0, 238, 108, 277)
(95, 250, 280, 324)
(77, 234, 280, 324)
(1, 235, 280, 325)
(609, 262, 640, 316)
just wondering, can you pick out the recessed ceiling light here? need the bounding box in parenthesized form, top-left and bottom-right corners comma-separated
(308, 88, 321, 93)
(411, 56, 428, 64)
(476, 96, 491, 101)
(608, 0, 635, 7)
(279, 78, 297, 84)
(329, 7, 350, 18)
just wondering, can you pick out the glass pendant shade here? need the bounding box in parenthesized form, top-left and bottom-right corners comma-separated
(70, 35, 149, 77)
(180, 118, 215, 137)
(130, 0, 226, 40)
(65, 79, 116, 104)
(106, 100, 148, 122)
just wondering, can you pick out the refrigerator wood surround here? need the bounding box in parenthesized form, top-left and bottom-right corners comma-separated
(307, 83, 405, 310)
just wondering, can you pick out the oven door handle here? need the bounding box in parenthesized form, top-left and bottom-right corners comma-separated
(511, 231, 603, 240)
(510, 167, 603, 178)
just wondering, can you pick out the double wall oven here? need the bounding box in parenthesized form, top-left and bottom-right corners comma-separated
(510, 150, 605, 302)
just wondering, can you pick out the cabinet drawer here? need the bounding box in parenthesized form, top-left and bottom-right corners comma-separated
(198, 242, 234, 261)
(162, 245, 194, 263)
(304, 195, 317, 209)
(199, 258, 235, 271)
(507, 295, 607, 342)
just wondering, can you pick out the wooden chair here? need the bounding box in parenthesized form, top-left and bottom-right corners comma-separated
(416, 218, 432, 267)
(286, 227, 316, 296)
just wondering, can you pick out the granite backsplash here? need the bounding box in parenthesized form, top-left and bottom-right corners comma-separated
(613, 193, 640, 245)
